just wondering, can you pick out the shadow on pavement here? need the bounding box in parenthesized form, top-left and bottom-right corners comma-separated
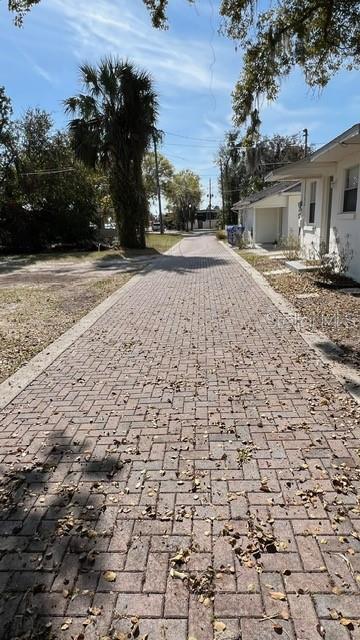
(130, 254, 231, 277)
(0, 430, 128, 639)
(314, 339, 360, 372)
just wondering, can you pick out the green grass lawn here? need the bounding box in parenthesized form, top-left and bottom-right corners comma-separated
(145, 232, 183, 252)
(0, 233, 184, 267)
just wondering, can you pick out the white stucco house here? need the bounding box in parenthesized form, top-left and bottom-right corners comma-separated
(266, 124, 360, 283)
(232, 182, 301, 245)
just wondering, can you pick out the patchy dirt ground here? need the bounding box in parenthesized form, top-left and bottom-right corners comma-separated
(0, 234, 183, 288)
(0, 274, 134, 383)
(239, 250, 360, 370)
(0, 235, 183, 383)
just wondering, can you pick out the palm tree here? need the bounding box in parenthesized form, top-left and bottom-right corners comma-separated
(65, 57, 158, 248)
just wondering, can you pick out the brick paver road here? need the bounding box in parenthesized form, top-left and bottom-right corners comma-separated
(0, 234, 359, 640)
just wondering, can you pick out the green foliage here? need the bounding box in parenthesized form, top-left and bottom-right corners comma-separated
(312, 230, 354, 281)
(218, 130, 304, 224)
(166, 169, 202, 231)
(0, 101, 99, 252)
(218, 131, 247, 226)
(141, 0, 170, 28)
(0, 87, 17, 190)
(143, 151, 174, 201)
(65, 57, 158, 249)
(279, 233, 301, 260)
(225, 0, 360, 136)
(141, 1, 360, 138)
(7, 0, 40, 25)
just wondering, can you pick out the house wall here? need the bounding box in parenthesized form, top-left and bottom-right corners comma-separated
(330, 215, 360, 282)
(281, 208, 289, 238)
(300, 154, 360, 282)
(287, 194, 301, 237)
(241, 208, 254, 238)
(301, 177, 324, 257)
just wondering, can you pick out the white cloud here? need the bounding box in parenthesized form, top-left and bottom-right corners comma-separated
(48, 0, 233, 94)
(31, 62, 55, 85)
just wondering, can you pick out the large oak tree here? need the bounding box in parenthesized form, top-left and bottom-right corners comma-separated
(141, 0, 360, 136)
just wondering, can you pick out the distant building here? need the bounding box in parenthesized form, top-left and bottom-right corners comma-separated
(232, 183, 301, 245)
(193, 207, 219, 230)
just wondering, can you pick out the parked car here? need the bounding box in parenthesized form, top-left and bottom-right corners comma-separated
(151, 221, 161, 232)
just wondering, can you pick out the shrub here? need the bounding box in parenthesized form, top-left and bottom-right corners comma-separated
(216, 229, 226, 240)
(311, 229, 354, 281)
(279, 233, 301, 260)
(237, 234, 249, 249)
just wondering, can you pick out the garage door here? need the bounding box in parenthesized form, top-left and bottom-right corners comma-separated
(255, 208, 280, 243)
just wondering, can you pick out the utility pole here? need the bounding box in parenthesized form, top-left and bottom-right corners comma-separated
(207, 178, 214, 229)
(153, 133, 164, 234)
(303, 128, 309, 157)
(220, 161, 226, 228)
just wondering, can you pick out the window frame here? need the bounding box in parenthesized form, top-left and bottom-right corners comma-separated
(308, 180, 317, 224)
(342, 165, 359, 213)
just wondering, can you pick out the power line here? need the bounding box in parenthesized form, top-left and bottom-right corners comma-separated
(165, 131, 220, 143)
(162, 142, 219, 148)
(20, 167, 75, 176)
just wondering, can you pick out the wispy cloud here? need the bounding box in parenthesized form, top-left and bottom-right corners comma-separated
(31, 61, 55, 85)
(48, 0, 234, 94)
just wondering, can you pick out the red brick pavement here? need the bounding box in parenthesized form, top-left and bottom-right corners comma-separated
(0, 234, 359, 640)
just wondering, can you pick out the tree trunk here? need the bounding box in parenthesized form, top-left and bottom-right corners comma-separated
(110, 163, 145, 249)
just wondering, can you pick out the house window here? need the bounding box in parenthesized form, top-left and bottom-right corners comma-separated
(309, 181, 316, 224)
(343, 165, 359, 212)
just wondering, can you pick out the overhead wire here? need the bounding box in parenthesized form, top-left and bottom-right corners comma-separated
(20, 167, 75, 176)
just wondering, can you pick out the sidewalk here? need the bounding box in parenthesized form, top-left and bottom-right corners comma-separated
(0, 234, 359, 640)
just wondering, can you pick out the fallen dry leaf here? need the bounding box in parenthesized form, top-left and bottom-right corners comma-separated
(60, 619, 72, 631)
(270, 591, 287, 601)
(280, 609, 289, 621)
(340, 618, 354, 629)
(170, 568, 187, 580)
(103, 570, 117, 582)
(213, 620, 227, 632)
(88, 606, 102, 616)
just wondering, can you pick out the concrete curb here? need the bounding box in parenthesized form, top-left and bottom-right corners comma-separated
(222, 241, 360, 405)
(0, 241, 182, 411)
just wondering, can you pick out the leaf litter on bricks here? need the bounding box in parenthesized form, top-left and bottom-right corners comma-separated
(222, 515, 279, 570)
(169, 546, 216, 606)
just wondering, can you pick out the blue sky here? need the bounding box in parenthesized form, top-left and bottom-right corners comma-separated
(1, 0, 360, 206)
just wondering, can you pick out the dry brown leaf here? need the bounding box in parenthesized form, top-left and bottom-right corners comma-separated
(60, 619, 72, 631)
(340, 618, 354, 628)
(280, 610, 289, 621)
(213, 620, 227, 632)
(170, 568, 187, 580)
(88, 606, 102, 616)
(270, 591, 287, 601)
(103, 570, 117, 582)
